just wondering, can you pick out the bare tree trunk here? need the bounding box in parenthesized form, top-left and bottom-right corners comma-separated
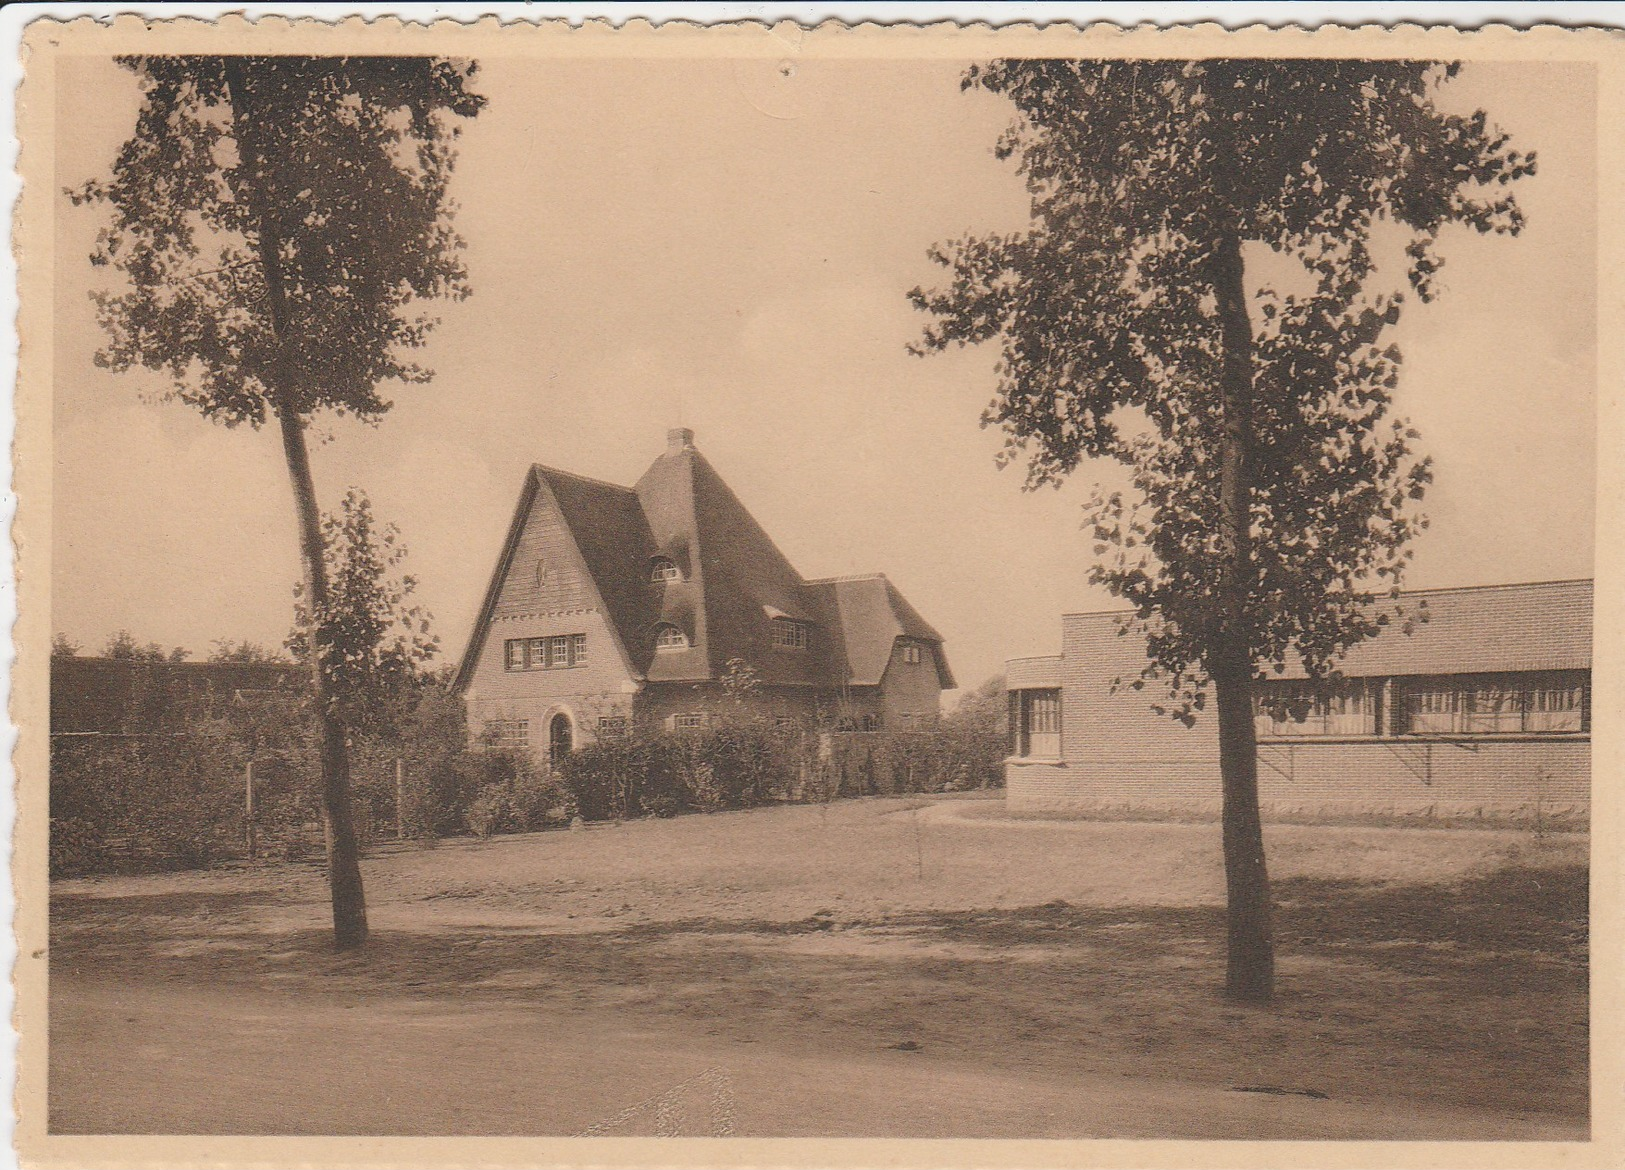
(228, 59, 368, 949)
(1210, 230, 1273, 1003)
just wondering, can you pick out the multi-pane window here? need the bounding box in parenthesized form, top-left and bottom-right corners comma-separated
(650, 557, 680, 583)
(771, 619, 809, 649)
(655, 624, 689, 650)
(671, 712, 707, 731)
(902, 644, 922, 665)
(861, 713, 882, 732)
(596, 715, 628, 739)
(1016, 689, 1061, 758)
(503, 634, 587, 671)
(1399, 672, 1588, 736)
(486, 719, 529, 749)
(1253, 680, 1377, 738)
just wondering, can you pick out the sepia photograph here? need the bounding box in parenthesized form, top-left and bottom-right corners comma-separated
(12, 12, 1621, 1168)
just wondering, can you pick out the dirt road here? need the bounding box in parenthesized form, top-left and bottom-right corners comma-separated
(48, 797, 1589, 1139)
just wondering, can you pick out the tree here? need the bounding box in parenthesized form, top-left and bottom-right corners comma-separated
(70, 56, 484, 948)
(51, 634, 81, 660)
(286, 487, 440, 735)
(208, 639, 290, 665)
(911, 60, 1531, 1001)
(102, 629, 188, 662)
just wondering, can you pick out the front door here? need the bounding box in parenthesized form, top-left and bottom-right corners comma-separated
(549, 713, 573, 766)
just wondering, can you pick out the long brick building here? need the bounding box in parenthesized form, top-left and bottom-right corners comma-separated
(1005, 579, 1592, 823)
(455, 429, 954, 762)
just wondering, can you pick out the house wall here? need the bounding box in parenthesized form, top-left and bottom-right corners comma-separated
(634, 683, 852, 730)
(877, 641, 943, 729)
(1006, 612, 1590, 823)
(462, 489, 639, 755)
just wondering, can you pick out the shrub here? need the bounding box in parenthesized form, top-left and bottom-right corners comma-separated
(49, 816, 106, 878)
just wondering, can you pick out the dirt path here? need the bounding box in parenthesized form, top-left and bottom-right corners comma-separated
(49, 974, 1582, 1140)
(48, 799, 1590, 1139)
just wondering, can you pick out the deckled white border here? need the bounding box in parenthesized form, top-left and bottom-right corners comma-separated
(6, 6, 1624, 1170)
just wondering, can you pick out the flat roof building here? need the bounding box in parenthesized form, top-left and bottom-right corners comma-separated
(1005, 579, 1592, 825)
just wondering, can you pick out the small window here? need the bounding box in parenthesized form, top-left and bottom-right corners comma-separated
(1016, 689, 1061, 758)
(571, 633, 588, 666)
(655, 624, 689, 651)
(860, 713, 881, 732)
(597, 715, 628, 739)
(771, 619, 809, 649)
(672, 712, 707, 731)
(902, 644, 922, 665)
(650, 557, 681, 583)
(536, 560, 555, 589)
(836, 715, 858, 734)
(486, 719, 529, 749)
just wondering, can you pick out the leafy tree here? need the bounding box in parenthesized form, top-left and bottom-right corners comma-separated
(286, 488, 440, 733)
(70, 55, 484, 947)
(101, 629, 188, 662)
(208, 639, 290, 665)
(912, 60, 1531, 1001)
(51, 634, 81, 660)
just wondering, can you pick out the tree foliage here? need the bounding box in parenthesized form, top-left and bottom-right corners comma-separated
(69, 55, 485, 424)
(912, 60, 1532, 705)
(287, 488, 439, 731)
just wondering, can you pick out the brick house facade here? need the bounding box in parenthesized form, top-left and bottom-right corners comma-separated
(455, 429, 954, 762)
(1006, 580, 1591, 822)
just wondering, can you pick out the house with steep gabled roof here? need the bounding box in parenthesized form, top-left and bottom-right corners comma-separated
(455, 429, 954, 761)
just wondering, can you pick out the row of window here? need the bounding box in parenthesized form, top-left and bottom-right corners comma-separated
(1009, 671, 1590, 758)
(504, 634, 588, 672)
(1253, 672, 1588, 738)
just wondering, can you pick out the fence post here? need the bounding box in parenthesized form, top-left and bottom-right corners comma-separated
(395, 757, 406, 841)
(244, 759, 256, 861)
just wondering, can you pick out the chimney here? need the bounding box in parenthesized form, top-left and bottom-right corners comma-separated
(667, 427, 694, 452)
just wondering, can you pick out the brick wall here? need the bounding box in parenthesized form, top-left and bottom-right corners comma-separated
(877, 641, 943, 729)
(463, 489, 639, 754)
(1006, 610, 1590, 822)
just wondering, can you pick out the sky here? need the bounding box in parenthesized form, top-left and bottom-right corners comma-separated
(50, 56, 1597, 697)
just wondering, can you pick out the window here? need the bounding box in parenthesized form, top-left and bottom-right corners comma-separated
(597, 715, 628, 739)
(902, 644, 922, 665)
(1399, 672, 1588, 736)
(861, 713, 881, 732)
(502, 634, 587, 671)
(486, 719, 529, 749)
(650, 557, 680, 583)
(771, 619, 809, 649)
(655, 624, 689, 651)
(1254, 680, 1376, 738)
(671, 712, 707, 731)
(1016, 689, 1061, 758)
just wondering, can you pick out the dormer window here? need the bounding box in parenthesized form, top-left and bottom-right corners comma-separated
(902, 643, 922, 665)
(650, 557, 681, 583)
(771, 618, 809, 650)
(654, 623, 689, 651)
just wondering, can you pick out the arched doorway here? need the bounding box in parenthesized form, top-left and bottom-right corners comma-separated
(548, 712, 573, 767)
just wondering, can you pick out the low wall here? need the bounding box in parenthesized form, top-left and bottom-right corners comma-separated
(1007, 737, 1590, 827)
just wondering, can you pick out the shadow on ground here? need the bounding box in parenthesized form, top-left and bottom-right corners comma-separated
(52, 860, 1587, 1121)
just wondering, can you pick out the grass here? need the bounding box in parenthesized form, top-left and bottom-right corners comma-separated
(50, 796, 1588, 1137)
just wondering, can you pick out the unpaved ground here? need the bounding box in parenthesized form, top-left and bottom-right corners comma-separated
(49, 796, 1589, 1139)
